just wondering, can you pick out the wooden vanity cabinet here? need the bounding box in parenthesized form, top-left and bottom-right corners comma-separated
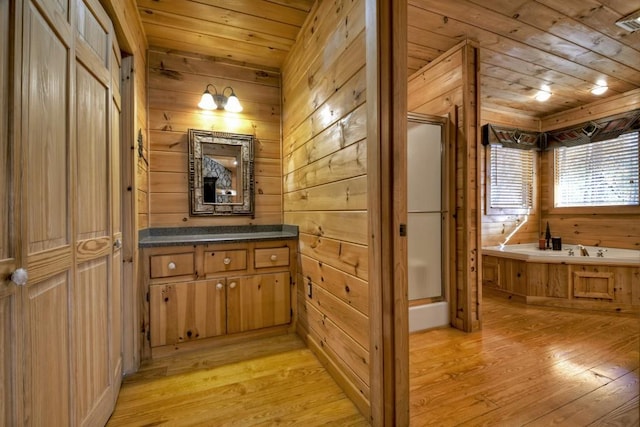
(150, 279, 226, 347)
(145, 239, 295, 356)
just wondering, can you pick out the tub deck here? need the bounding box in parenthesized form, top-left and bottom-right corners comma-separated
(483, 244, 640, 267)
(482, 244, 640, 314)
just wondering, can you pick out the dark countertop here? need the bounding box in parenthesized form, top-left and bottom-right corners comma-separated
(139, 224, 298, 247)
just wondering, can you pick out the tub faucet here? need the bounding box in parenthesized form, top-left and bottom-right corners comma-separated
(567, 248, 574, 256)
(597, 249, 606, 258)
(578, 245, 589, 257)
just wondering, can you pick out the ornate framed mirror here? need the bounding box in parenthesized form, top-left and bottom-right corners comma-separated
(188, 129, 254, 216)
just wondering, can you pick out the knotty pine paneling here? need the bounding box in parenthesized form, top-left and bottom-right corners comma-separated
(408, 41, 482, 332)
(282, 0, 370, 418)
(479, 111, 541, 248)
(147, 49, 282, 226)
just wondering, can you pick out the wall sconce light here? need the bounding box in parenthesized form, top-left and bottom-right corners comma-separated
(198, 84, 243, 112)
(534, 85, 552, 102)
(590, 79, 608, 95)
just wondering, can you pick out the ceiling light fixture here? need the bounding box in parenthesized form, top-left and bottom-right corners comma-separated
(590, 79, 608, 95)
(198, 84, 243, 112)
(535, 85, 551, 102)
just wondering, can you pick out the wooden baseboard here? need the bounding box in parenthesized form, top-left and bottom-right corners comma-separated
(482, 286, 527, 303)
(483, 286, 639, 315)
(150, 324, 290, 359)
(525, 296, 639, 316)
(305, 334, 371, 422)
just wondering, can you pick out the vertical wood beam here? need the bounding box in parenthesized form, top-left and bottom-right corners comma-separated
(459, 42, 482, 332)
(366, 0, 408, 425)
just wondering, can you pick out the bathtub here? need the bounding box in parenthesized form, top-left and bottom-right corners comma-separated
(482, 243, 640, 313)
(483, 243, 640, 267)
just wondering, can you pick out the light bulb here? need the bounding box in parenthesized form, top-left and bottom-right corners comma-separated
(591, 80, 608, 95)
(198, 92, 216, 110)
(224, 93, 243, 113)
(535, 85, 551, 102)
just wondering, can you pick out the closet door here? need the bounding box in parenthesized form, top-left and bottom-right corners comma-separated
(6, 0, 121, 424)
(0, 1, 21, 424)
(74, 0, 120, 423)
(21, 0, 75, 424)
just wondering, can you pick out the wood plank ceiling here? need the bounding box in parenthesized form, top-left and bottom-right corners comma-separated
(135, 0, 315, 70)
(136, 0, 640, 119)
(409, 0, 640, 119)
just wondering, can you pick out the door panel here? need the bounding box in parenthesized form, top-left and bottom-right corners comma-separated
(149, 280, 227, 347)
(25, 3, 70, 254)
(0, 0, 11, 265)
(26, 273, 71, 427)
(23, 2, 74, 424)
(75, 259, 110, 422)
(227, 272, 291, 334)
(0, 289, 17, 426)
(76, 62, 109, 241)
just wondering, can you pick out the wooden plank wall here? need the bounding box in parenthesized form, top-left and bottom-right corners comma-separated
(540, 90, 640, 250)
(147, 49, 283, 227)
(407, 40, 482, 332)
(479, 111, 541, 247)
(281, 0, 371, 419)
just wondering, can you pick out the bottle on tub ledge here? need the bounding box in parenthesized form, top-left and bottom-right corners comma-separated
(544, 222, 552, 249)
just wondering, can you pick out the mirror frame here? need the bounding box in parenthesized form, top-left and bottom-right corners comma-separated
(188, 128, 254, 216)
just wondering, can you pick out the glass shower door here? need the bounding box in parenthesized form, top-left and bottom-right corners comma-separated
(407, 116, 448, 331)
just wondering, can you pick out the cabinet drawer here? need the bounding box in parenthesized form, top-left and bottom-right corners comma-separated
(150, 253, 195, 278)
(204, 249, 247, 273)
(254, 247, 290, 269)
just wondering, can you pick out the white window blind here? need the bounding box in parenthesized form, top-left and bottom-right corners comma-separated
(489, 146, 534, 210)
(554, 132, 639, 207)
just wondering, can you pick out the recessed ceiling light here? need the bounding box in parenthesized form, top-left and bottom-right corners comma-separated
(535, 85, 551, 102)
(591, 79, 608, 95)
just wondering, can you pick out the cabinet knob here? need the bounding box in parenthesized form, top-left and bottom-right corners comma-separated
(113, 239, 122, 249)
(216, 282, 224, 290)
(10, 268, 28, 286)
(229, 281, 237, 289)
(223, 257, 231, 265)
(167, 262, 176, 270)
(270, 254, 277, 261)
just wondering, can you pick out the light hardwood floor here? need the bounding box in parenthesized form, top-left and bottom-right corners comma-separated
(410, 294, 639, 426)
(108, 294, 638, 426)
(107, 334, 369, 426)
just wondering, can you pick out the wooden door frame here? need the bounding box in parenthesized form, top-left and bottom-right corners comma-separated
(119, 54, 139, 374)
(366, 0, 408, 425)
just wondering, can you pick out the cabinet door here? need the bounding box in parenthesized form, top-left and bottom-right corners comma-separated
(227, 272, 291, 334)
(150, 280, 226, 347)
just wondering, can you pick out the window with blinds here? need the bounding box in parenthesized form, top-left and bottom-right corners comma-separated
(487, 145, 535, 213)
(554, 131, 639, 207)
